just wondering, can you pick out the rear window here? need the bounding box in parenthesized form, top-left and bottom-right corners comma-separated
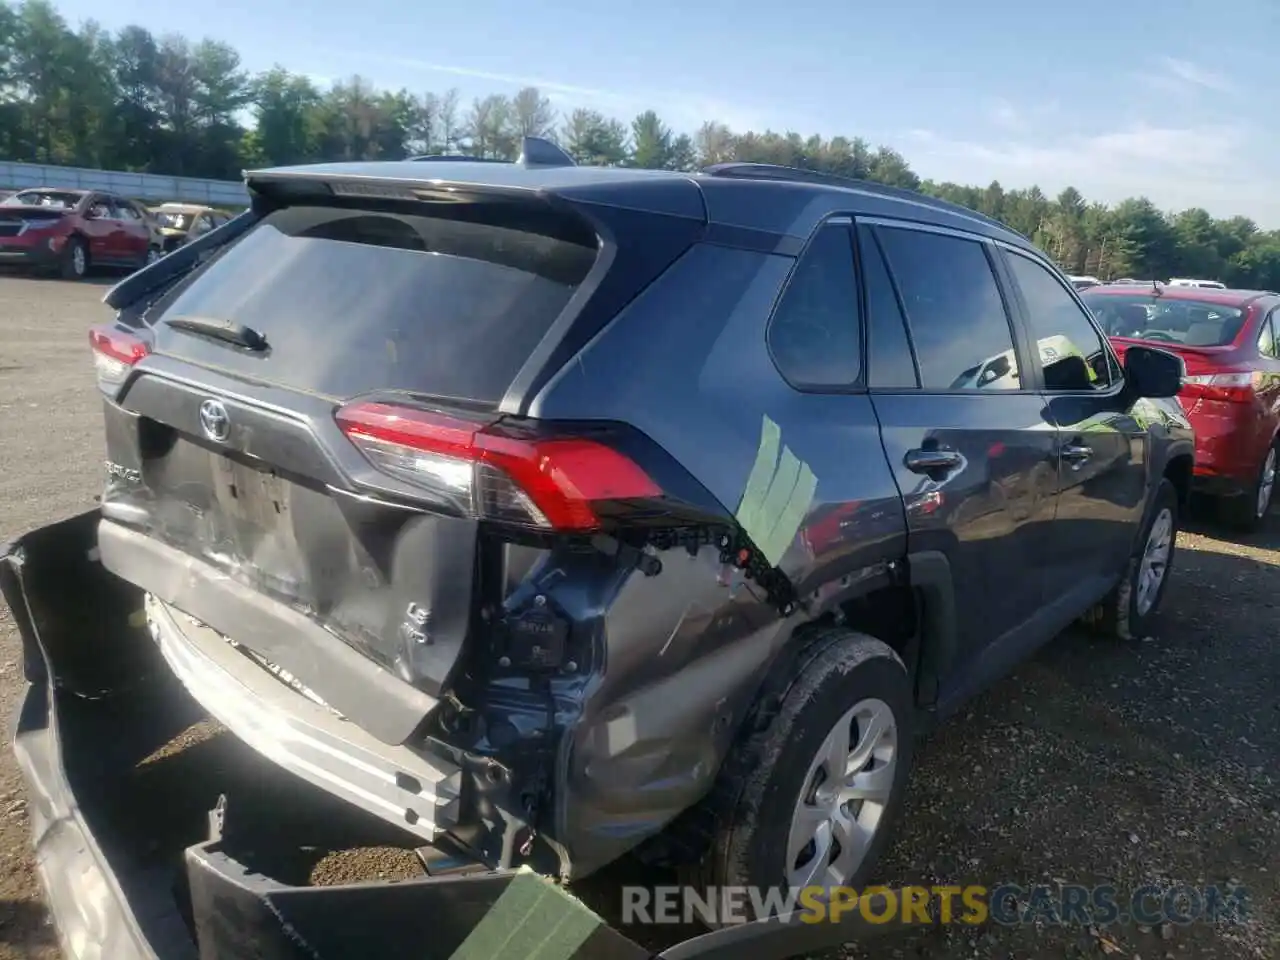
(1082, 294, 1246, 348)
(151, 204, 598, 403)
(3, 189, 82, 209)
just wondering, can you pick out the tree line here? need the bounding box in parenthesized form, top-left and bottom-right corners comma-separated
(2, 0, 1278, 288)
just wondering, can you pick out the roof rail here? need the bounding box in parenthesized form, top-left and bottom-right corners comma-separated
(700, 162, 1020, 237)
(409, 154, 508, 163)
(409, 136, 577, 169)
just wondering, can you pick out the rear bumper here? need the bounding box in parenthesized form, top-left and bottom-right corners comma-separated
(1187, 402, 1264, 493)
(0, 240, 58, 268)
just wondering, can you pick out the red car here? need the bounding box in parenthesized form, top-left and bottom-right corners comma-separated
(1082, 284, 1280, 530)
(0, 187, 159, 280)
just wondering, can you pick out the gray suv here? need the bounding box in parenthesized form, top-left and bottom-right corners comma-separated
(4, 142, 1195, 957)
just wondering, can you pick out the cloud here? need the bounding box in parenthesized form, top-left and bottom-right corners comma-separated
(989, 99, 1020, 129)
(902, 122, 1280, 225)
(382, 58, 621, 104)
(1158, 57, 1238, 94)
(985, 98, 1061, 131)
(1136, 57, 1239, 97)
(375, 56, 773, 134)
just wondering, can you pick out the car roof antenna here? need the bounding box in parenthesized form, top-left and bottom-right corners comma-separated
(517, 136, 576, 168)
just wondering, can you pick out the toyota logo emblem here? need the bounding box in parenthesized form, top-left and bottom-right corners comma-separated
(198, 399, 230, 443)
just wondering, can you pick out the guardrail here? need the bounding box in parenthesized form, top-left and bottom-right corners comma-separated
(0, 160, 250, 208)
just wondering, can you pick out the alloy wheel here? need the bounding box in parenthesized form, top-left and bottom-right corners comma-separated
(786, 697, 898, 894)
(1136, 507, 1173, 616)
(1257, 447, 1277, 520)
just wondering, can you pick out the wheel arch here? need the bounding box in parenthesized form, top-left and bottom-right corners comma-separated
(1162, 448, 1194, 512)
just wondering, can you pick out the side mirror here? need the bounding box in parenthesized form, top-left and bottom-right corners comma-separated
(1124, 345, 1185, 399)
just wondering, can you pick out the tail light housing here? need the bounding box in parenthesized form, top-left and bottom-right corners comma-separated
(1181, 371, 1262, 404)
(89, 324, 150, 392)
(335, 401, 663, 531)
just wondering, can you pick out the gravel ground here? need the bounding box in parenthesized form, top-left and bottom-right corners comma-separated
(0, 275, 1275, 959)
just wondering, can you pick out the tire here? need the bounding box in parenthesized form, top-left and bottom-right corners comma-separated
(1220, 441, 1277, 533)
(686, 627, 915, 923)
(60, 236, 88, 281)
(1091, 478, 1178, 640)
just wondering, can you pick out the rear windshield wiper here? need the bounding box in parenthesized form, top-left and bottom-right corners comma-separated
(165, 315, 269, 352)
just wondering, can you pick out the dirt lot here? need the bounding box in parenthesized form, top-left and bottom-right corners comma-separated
(0, 276, 1275, 959)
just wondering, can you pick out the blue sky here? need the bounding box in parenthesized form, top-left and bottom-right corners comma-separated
(52, 0, 1280, 226)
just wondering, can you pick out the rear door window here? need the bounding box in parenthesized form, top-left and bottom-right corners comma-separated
(151, 204, 599, 404)
(874, 226, 1021, 392)
(1259, 313, 1277, 358)
(858, 224, 918, 389)
(766, 221, 861, 389)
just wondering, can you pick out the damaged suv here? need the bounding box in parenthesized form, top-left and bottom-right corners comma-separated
(6, 141, 1195, 957)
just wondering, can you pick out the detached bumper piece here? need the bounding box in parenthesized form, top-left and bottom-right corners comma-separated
(3, 511, 915, 960)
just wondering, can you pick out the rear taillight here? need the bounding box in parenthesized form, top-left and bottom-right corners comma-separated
(89, 324, 150, 392)
(1181, 371, 1261, 404)
(335, 401, 662, 531)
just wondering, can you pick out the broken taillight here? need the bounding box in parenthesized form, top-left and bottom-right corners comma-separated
(335, 401, 662, 531)
(89, 324, 150, 392)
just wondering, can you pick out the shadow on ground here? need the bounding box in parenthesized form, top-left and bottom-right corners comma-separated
(0, 899, 55, 950)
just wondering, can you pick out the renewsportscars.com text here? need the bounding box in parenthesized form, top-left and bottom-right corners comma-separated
(622, 883, 1251, 927)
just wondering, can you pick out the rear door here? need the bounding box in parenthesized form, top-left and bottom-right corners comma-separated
(113, 199, 151, 260)
(999, 247, 1147, 595)
(860, 220, 1058, 672)
(1256, 308, 1280, 448)
(82, 195, 115, 260)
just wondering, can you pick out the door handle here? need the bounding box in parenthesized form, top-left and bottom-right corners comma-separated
(904, 448, 963, 474)
(1061, 442, 1093, 465)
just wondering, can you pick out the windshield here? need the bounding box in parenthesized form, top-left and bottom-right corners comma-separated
(157, 212, 190, 229)
(1082, 294, 1246, 348)
(2, 190, 83, 209)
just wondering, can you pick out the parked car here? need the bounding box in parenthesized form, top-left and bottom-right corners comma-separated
(2, 146, 1195, 956)
(0, 187, 160, 279)
(1166, 278, 1227, 290)
(1067, 274, 1101, 290)
(1083, 284, 1280, 529)
(149, 202, 234, 252)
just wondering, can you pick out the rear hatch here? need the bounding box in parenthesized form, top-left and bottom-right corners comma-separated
(0, 206, 67, 239)
(93, 171, 706, 743)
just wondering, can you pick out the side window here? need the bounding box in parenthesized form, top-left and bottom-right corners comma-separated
(1258, 313, 1277, 359)
(875, 226, 1020, 391)
(88, 198, 112, 219)
(766, 222, 861, 389)
(115, 201, 137, 220)
(1006, 252, 1114, 391)
(857, 224, 918, 389)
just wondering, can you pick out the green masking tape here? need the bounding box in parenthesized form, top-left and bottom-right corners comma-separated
(734, 415, 818, 567)
(759, 459, 818, 566)
(448, 868, 602, 960)
(735, 414, 781, 537)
